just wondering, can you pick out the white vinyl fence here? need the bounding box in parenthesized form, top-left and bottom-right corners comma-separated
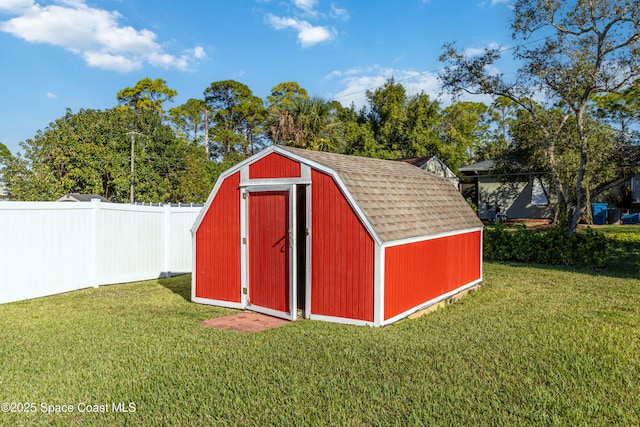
(0, 201, 201, 304)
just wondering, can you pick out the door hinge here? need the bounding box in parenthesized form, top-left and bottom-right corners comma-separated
(242, 237, 247, 244)
(242, 287, 247, 295)
(242, 192, 247, 199)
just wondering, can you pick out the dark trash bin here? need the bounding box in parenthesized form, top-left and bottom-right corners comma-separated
(607, 208, 621, 224)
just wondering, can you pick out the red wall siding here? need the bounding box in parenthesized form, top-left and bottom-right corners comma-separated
(195, 172, 241, 302)
(383, 230, 482, 320)
(249, 153, 301, 179)
(311, 170, 374, 322)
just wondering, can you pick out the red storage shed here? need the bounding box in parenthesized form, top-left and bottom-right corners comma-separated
(192, 145, 483, 326)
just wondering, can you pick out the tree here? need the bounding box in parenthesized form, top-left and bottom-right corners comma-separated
(265, 82, 310, 145)
(439, 101, 489, 168)
(440, 0, 640, 235)
(204, 80, 266, 159)
(117, 77, 177, 114)
(169, 98, 211, 155)
(266, 81, 309, 109)
(0, 142, 11, 199)
(366, 78, 410, 157)
(337, 103, 388, 158)
(364, 79, 451, 162)
(2, 108, 211, 203)
(0, 142, 10, 163)
(592, 83, 640, 147)
(174, 141, 216, 203)
(0, 141, 11, 176)
(274, 97, 345, 152)
(406, 93, 443, 159)
(478, 97, 518, 161)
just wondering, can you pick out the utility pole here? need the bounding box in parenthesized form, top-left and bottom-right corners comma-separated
(203, 107, 210, 157)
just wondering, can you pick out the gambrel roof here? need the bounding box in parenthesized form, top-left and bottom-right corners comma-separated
(278, 146, 482, 242)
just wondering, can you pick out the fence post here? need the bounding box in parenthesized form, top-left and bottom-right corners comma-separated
(90, 199, 100, 288)
(164, 204, 171, 278)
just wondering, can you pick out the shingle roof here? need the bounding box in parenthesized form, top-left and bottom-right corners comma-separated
(56, 193, 111, 202)
(458, 159, 495, 174)
(279, 146, 482, 243)
(395, 156, 435, 168)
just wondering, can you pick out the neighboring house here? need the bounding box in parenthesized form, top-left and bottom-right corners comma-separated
(459, 159, 554, 221)
(55, 193, 111, 203)
(633, 175, 640, 207)
(397, 156, 459, 188)
(608, 174, 640, 214)
(0, 179, 7, 200)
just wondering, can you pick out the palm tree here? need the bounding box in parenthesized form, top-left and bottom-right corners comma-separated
(267, 97, 345, 153)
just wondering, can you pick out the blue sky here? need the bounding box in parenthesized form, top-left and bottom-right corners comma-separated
(0, 0, 514, 155)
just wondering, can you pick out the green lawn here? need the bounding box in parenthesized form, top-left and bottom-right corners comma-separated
(1, 227, 639, 426)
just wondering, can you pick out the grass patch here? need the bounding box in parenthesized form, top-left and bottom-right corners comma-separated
(0, 230, 639, 425)
(594, 225, 640, 278)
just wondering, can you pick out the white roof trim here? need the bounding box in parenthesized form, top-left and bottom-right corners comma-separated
(381, 227, 484, 248)
(192, 145, 281, 233)
(193, 145, 384, 246)
(272, 146, 383, 246)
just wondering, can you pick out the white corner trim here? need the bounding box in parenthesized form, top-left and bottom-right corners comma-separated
(191, 230, 197, 302)
(373, 243, 384, 327)
(240, 187, 248, 307)
(301, 163, 311, 181)
(480, 228, 484, 282)
(305, 182, 312, 320)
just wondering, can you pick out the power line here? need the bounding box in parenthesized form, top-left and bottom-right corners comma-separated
(333, 35, 554, 102)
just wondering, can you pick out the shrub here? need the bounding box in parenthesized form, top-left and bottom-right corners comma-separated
(484, 224, 608, 268)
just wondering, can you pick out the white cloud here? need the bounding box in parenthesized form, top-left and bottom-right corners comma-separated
(0, 0, 33, 11)
(324, 65, 378, 80)
(330, 3, 349, 21)
(292, 0, 316, 13)
(327, 66, 441, 107)
(0, 0, 204, 72)
(192, 46, 206, 59)
(266, 14, 335, 47)
(326, 65, 495, 108)
(463, 42, 502, 57)
(46, 92, 57, 99)
(332, 74, 388, 107)
(478, 0, 512, 7)
(83, 51, 141, 72)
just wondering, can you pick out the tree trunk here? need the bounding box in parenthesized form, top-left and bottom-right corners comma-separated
(567, 107, 589, 236)
(203, 109, 210, 157)
(585, 183, 593, 225)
